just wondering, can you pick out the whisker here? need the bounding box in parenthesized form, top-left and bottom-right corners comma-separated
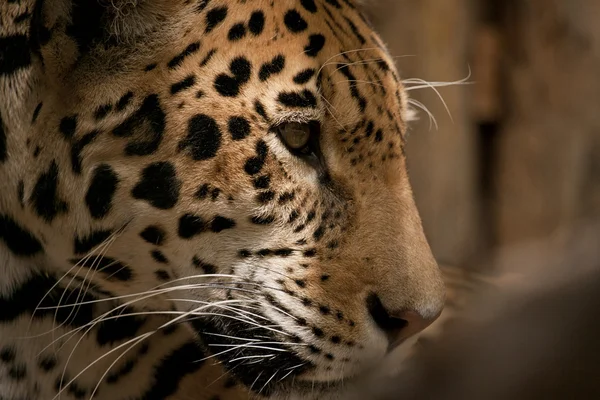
(407, 98, 439, 131)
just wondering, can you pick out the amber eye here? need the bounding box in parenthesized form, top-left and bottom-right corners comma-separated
(276, 121, 320, 156)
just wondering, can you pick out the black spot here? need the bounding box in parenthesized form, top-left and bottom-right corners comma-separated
(132, 161, 181, 210)
(321, 274, 330, 282)
(145, 63, 157, 71)
(330, 335, 341, 344)
(179, 114, 222, 161)
(32, 102, 43, 123)
(196, 0, 210, 12)
(71, 130, 100, 173)
(288, 210, 300, 223)
(228, 23, 246, 41)
(94, 103, 112, 120)
(155, 269, 170, 281)
(238, 249, 251, 258)
(278, 90, 317, 108)
(319, 305, 331, 315)
(195, 184, 210, 199)
(254, 101, 269, 123)
(0, 273, 95, 326)
(65, 0, 106, 53)
(67, 380, 87, 399)
(112, 94, 166, 156)
(171, 75, 196, 94)
(31, 160, 68, 222)
(151, 250, 169, 264)
(85, 164, 119, 219)
(253, 175, 270, 189)
(295, 279, 306, 288)
(8, 364, 27, 380)
(205, 6, 228, 33)
(251, 215, 274, 225)
(192, 256, 217, 274)
(0, 347, 15, 362)
(293, 69, 316, 84)
(248, 11, 265, 35)
(74, 229, 112, 254)
(325, 0, 342, 8)
(38, 355, 57, 371)
(259, 55, 285, 81)
(0, 116, 6, 163)
(211, 216, 236, 232)
(278, 192, 295, 204)
(59, 115, 77, 139)
(214, 57, 252, 97)
(301, 0, 318, 13)
(140, 226, 166, 246)
(96, 307, 145, 345)
(168, 42, 201, 69)
(257, 249, 272, 257)
(257, 191, 275, 203)
(116, 91, 134, 111)
(13, 11, 32, 24)
(135, 342, 204, 400)
(365, 121, 375, 137)
(305, 34, 326, 57)
(200, 49, 217, 67)
(274, 248, 293, 257)
(375, 129, 383, 142)
(312, 327, 324, 337)
(313, 225, 325, 241)
(228, 116, 251, 141)
(244, 140, 268, 175)
(284, 10, 308, 33)
(70, 255, 133, 282)
(178, 214, 207, 239)
(303, 249, 317, 257)
(0, 34, 31, 75)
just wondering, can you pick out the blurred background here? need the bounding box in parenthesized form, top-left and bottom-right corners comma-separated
(366, 0, 600, 274)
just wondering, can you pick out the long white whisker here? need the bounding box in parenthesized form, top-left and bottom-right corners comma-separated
(403, 66, 473, 123)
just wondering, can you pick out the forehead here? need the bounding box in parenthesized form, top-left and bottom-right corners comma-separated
(68, 0, 397, 102)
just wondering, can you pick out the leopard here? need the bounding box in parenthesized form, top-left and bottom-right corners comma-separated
(0, 0, 445, 399)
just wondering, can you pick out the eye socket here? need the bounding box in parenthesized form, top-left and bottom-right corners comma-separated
(276, 121, 320, 156)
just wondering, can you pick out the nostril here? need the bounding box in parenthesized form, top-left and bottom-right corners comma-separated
(366, 293, 436, 350)
(366, 293, 408, 333)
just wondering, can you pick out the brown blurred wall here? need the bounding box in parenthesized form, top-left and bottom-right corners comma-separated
(369, 0, 600, 270)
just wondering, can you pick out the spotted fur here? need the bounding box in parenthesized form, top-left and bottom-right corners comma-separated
(0, 1, 444, 399)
